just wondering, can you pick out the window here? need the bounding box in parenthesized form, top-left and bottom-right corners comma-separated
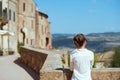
(13, 12, 15, 22)
(0, 2, 2, 17)
(41, 16, 43, 20)
(3, 8, 7, 18)
(23, 20, 25, 27)
(45, 27, 47, 33)
(46, 38, 49, 46)
(23, 3, 26, 12)
(42, 25, 44, 35)
(31, 20, 34, 29)
(41, 39, 43, 46)
(31, 4, 33, 12)
(9, 9, 11, 20)
(26, 38, 28, 44)
(31, 39, 33, 45)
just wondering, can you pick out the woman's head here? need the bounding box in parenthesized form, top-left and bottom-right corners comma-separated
(73, 34, 87, 48)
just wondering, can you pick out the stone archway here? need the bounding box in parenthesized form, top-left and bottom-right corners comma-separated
(21, 27, 28, 45)
(46, 37, 49, 47)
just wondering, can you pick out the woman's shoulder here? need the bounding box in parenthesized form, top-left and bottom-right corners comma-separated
(84, 48, 92, 52)
(85, 48, 94, 54)
(69, 49, 78, 55)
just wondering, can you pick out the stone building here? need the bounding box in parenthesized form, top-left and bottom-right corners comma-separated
(0, 0, 52, 55)
(17, 0, 52, 49)
(0, 0, 17, 53)
(17, 0, 36, 47)
(35, 11, 52, 49)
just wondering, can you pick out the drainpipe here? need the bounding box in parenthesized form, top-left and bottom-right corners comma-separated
(17, 0, 19, 51)
(1, 0, 3, 50)
(8, 0, 9, 52)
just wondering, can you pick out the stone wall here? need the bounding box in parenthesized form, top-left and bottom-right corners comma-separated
(20, 47, 48, 73)
(20, 46, 63, 80)
(63, 68, 120, 80)
(92, 68, 120, 80)
(40, 70, 63, 80)
(20, 46, 120, 80)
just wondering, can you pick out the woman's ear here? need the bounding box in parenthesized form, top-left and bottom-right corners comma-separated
(84, 40, 87, 46)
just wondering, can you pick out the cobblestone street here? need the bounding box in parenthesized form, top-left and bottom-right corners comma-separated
(0, 54, 39, 80)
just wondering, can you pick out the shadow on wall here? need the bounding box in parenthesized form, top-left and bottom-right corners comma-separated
(56, 68, 73, 80)
(14, 58, 39, 80)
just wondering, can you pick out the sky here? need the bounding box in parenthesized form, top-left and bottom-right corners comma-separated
(34, 0, 120, 34)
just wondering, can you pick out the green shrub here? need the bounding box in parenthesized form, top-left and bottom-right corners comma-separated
(111, 47, 120, 67)
(93, 52, 97, 68)
(68, 54, 70, 67)
(17, 42, 24, 54)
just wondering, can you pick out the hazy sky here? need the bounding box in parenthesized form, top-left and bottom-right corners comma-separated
(34, 0, 120, 34)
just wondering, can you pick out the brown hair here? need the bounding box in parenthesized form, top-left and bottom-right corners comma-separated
(73, 34, 87, 48)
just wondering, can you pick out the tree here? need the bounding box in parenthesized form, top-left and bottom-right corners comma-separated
(111, 48, 120, 67)
(93, 52, 97, 68)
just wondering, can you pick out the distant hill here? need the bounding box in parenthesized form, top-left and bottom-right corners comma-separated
(52, 32, 120, 52)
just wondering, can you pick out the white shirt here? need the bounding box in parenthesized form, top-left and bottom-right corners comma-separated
(70, 48, 94, 80)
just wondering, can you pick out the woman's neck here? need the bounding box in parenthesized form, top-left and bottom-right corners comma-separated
(77, 46, 85, 49)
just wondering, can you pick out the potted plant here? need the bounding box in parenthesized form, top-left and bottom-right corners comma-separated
(8, 49, 14, 55)
(0, 49, 3, 56)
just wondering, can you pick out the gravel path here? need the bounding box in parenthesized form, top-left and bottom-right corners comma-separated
(0, 54, 39, 80)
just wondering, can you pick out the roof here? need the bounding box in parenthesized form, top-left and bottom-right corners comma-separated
(37, 11, 48, 18)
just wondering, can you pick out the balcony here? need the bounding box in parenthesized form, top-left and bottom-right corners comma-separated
(0, 1, 8, 28)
